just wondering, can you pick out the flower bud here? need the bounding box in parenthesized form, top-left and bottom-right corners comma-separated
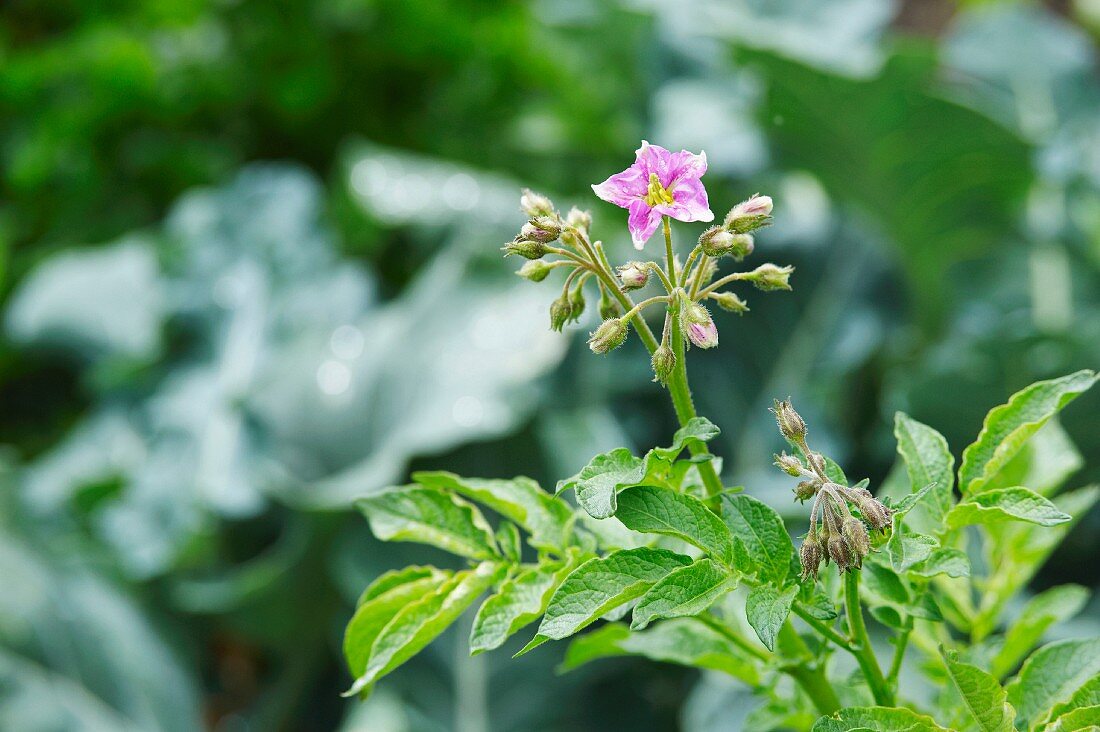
(771, 398, 807, 443)
(521, 216, 561, 243)
(774, 452, 804, 477)
(794, 480, 817, 502)
(651, 344, 676, 384)
(681, 302, 718, 349)
(724, 194, 773, 234)
(617, 261, 649, 291)
(588, 318, 628, 354)
(502, 238, 547, 260)
(856, 495, 893, 532)
(800, 529, 824, 582)
(827, 534, 855, 573)
(516, 260, 552, 282)
(568, 286, 586, 322)
(565, 207, 592, 232)
(748, 263, 793, 292)
(520, 188, 554, 218)
(699, 226, 735, 257)
(710, 291, 749, 314)
(842, 516, 870, 564)
(549, 296, 571, 332)
(598, 288, 621, 319)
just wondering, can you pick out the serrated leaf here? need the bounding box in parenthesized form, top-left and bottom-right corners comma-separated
(344, 571, 453, 678)
(991, 584, 1089, 679)
(1040, 706, 1100, 732)
(746, 584, 798, 652)
(345, 561, 503, 696)
(946, 487, 1071, 529)
(615, 485, 734, 565)
(413, 471, 574, 551)
(909, 548, 970, 579)
(721, 494, 795, 585)
(356, 486, 499, 560)
(469, 558, 577, 655)
(942, 647, 1015, 732)
(1006, 638, 1100, 729)
(631, 559, 738, 630)
(894, 413, 956, 523)
(886, 528, 938, 572)
(521, 547, 693, 651)
(560, 619, 761, 685)
(958, 370, 1098, 496)
(811, 706, 950, 731)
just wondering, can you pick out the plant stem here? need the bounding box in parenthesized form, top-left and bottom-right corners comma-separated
(778, 623, 841, 714)
(697, 614, 768, 662)
(887, 618, 913, 688)
(790, 604, 854, 653)
(844, 570, 893, 705)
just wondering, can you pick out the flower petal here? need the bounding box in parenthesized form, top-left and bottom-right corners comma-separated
(592, 165, 647, 209)
(634, 140, 677, 186)
(667, 149, 708, 187)
(627, 200, 663, 249)
(657, 177, 714, 223)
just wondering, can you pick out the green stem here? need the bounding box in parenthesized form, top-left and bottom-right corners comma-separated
(791, 604, 854, 653)
(887, 619, 912, 688)
(844, 570, 893, 705)
(778, 623, 841, 714)
(697, 614, 768, 662)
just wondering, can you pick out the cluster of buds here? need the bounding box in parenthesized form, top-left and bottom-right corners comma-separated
(770, 399, 894, 580)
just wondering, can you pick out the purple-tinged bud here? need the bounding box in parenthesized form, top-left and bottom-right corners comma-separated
(800, 529, 824, 582)
(771, 398, 807, 443)
(748, 263, 794, 292)
(681, 302, 718, 349)
(520, 189, 554, 218)
(521, 216, 561, 243)
(568, 286, 586, 323)
(857, 495, 893, 532)
(699, 226, 736, 257)
(724, 194, 774, 234)
(516, 260, 552, 282)
(565, 207, 592, 233)
(617, 261, 649, 291)
(774, 452, 804, 477)
(502, 238, 547, 259)
(651, 344, 676, 384)
(710, 291, 749, 314)
(795, 480, 818, 502)
(827, 534, 855, 573)
(549, 296, 571, 332)
(588, 318, 628, 354)
(842, 516, 870, 564)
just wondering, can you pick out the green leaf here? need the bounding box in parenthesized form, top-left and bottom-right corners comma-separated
(649, 417, 720, 461)
(469, 559, 577, 655)
(1041, 706, 1100, 732)
(345, 561, 504, 696)
(721, 494, 795, 585)
(1006, 638, 1100, 729)
(941, 647, 1015, 732)
(894, 412, 955, 523)
(520, 547, 693, 653)
(345, 570, 453, 678)
(412, 471, 574, 551)
(356, 565, 450, 607)
(946, 487, 1071, 529)
(991, 584, 1089, 679)
(356, 486, 499, 560)
(797, 584, 839, 620)
(745, 584, 798, 652)
(495, 522, 522, 563)
(863, 561, 909, 606)
(811, 706, 950, 731)
(631, 559, 738, 630)
(615, 485, 735, 565)
(890, 481, 937, 516)
(958, 370, 1098, 496)
(870, 605, 905, 631)
(560, 619, 760, 686)
(886, 528, 938, 573)
(909, 548, 970, 579)
(1047, 677, 1100, 723)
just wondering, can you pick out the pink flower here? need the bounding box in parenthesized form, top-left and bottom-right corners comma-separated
(592, 141, 714, 249)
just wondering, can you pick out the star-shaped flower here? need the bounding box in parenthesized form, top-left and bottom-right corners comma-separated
(591, 141, 714, 249)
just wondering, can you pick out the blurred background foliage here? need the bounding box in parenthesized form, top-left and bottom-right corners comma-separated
(1, 0, 1099, 729)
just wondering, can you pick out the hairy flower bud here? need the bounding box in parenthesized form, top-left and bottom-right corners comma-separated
(565, 207, 592, 232)
(699, 226, 735, 257)
(724, 194, 774, 234)
(568, 286, 586, 322)
(794, 480, 817, 502)
(651, 344, 676, 384)
(549, 296, 571, 332)
(681, 302, 718, 349)
(856, 495, 893, 532)
(617, 261, 649, 291)
(520, 188, 554, 218)
(800, 529, 824, 582)
(774, 452, 804, 477)
(522, 216, 561, 243)
(516, 260, 552, 282)
(588, 318, 628, 354)
(827, 534, 855, 573)
(598, 288, 622, 319)
(748, 263, 794, 292)
(710, 291, 749, 314)
(771, 398, 807, 443)
(842, 516, 870, 565)
(502, 238, 547, 259)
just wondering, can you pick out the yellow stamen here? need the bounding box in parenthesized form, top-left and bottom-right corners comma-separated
(644, 172, 675, 207)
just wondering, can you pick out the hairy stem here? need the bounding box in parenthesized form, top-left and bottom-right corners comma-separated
(844, 570, 893, 705)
